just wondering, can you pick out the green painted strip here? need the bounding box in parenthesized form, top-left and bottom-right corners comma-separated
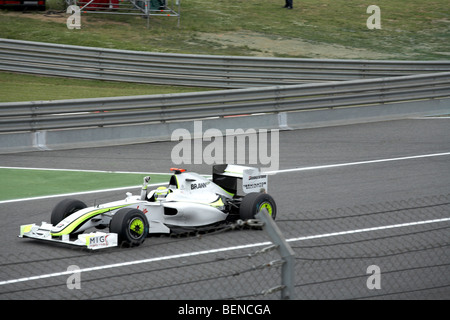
(50, 204, 132, 236)
(0, 168, 171, 201)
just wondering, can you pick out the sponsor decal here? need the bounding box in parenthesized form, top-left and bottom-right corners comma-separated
(242, 168, 268, 193)
(56, 222, 66, 228)
(88, 234, 110, 248)
(191, 181, 210, 190)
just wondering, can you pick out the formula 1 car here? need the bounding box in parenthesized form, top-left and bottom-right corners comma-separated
(19, 165, 276, 250)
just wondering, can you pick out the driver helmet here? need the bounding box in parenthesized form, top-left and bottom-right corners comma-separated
(155, 186, 169, 200)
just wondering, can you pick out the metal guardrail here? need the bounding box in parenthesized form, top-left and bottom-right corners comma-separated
(256, 208, 295, 300)
(1, 38, 450, 88)
(1, 71, 449, 133)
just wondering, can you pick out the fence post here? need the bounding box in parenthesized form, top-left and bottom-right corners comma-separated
(255, 208, 295, 300)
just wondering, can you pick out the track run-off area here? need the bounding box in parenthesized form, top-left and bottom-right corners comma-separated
(0, 118, 449, 299)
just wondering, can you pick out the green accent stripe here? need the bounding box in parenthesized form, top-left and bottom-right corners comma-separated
(51, 204, 132, 236)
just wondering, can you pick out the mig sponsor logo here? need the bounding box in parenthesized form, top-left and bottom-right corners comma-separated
(88, 234, 110, 248)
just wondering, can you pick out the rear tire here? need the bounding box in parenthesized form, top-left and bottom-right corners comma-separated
(51, 198, 87, 225)
(110, 208, 149, 247)
(239, 193, 277, 220)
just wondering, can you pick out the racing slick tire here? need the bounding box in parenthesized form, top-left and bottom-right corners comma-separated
(239, 192, 277, 220)
(110, 208, 149, 247)
(51, 198, 87, 225)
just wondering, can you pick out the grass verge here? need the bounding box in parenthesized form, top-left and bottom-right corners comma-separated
(0, 0, 448, 102)
(0, 0, 448, 60)
(0, 168, 170, 201)
(0, 72, 212, 102)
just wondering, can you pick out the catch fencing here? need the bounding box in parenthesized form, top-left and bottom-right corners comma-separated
(0, 194, 448, 299)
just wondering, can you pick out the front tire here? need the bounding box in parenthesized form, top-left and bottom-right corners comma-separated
(51, 198, 87, 225)
(110, 208, 149, 247)
(239, 193, 277, 220)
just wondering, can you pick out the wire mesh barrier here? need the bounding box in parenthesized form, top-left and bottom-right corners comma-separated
(284, 194, 450, 299)
(0, 194, 449, 299)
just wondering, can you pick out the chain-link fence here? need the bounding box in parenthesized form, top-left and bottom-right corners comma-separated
(287, 194, 450, 299)
(1, 194, 449, 300)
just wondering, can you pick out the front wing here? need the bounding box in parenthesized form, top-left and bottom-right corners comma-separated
(19, 223, 118, 250)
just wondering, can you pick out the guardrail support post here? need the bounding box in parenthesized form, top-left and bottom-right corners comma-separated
(256, 208, 295, 300)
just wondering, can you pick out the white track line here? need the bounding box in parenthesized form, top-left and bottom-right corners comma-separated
(266, 152, 450, 174)
(1, 217, 449, 286)
(1, 151, 449, 204)
(0, 167, 173, 204)
(0, 167, 170, 175)
(0, 183, 164, 204)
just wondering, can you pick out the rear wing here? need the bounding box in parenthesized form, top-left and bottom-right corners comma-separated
(213, 164, 268, 195)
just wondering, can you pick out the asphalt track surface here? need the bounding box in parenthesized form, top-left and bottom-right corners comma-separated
(0, 118, 449, 300)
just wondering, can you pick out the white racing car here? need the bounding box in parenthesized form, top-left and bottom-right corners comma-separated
(19, 165, 276, 250)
